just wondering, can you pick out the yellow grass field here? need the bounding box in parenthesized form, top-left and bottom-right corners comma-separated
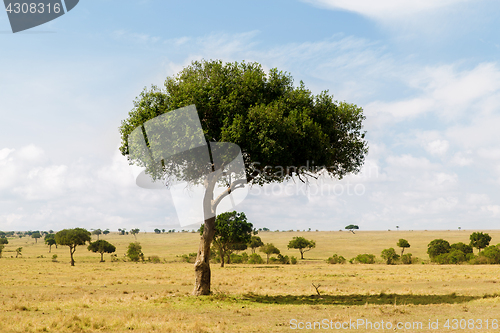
(1, 230, 500, 332)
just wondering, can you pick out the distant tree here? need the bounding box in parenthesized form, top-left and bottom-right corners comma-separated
(130, 228, 140, 240)
(0, 237, 8, 245)
(345, 225, 359, 234)
(248, 236, 264, 254)
(88, 240, 116, 262)
(55, 228, 91, 266)
(49, 230, 54, 234)
(44, 234, 57, 252)
(162, 229, 166, 233)
(381, 247, 399, 265)
(396, 226, 399, 231)
(127, 242, 143, 262)
(154, 228, 161, 234)
(32, 231, 41, 243)
(118, 228, 126, 236)
(92, 229, 102, 240)
(102, 229, 110, 235)
(427, 239, 451, 261)
(0, 244, 4, 258)
(15, 247, 22, 258)
(0, 231, 5, 237)
(288, 237, 316, 259)
(478, 245, 500, 264)
(469, 232, 491, 252)
(260, 243, 280, 264)
(199, 211, 253, 267)
(397, 239, 410, 256)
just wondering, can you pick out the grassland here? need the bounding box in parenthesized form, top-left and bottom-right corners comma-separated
(1, 230, 500, 332)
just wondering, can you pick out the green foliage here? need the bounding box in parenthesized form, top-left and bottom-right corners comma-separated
(119, 59, 368, 185)
(148, 255, 161, 263)
(180, 253, 197, 263)
(88, 240, 116, 262)
(469, 232, 491, 252)
(0, 244, 4, 258)
(401, 253, 413, 265)
(44, 234, 57, 252)
(290, 256, 297, 264)
(15, 247, 22, 258)
(248, 236, 264, 254)
(276, 254, 290, 264)
(0, 237, 8, 245)
(434, 250, 467, 264)
(130, 228, 140, 239)
(396, 239, 410, 255)
(55, 228, 91, 266)
(381, 248, 400, 265)
(352, 254, 375, 264)
(230, 252, 249, 264)
(200, 211, 253, 267)
(327, 254, 346, 264)
(51, 254, 58, 262)
(477, 245, 500, 264)
(450, 242, 473, 255)
(247, 253, 264, 264)
(127, 242, 144, 262)
(103, 229, 110, 235)
(287, 237, 316, 259)
(31, 231, 41, 243)
(427, 239, 451, 260)
(260, 243, 280, 264)
(345, 225, 359, 230)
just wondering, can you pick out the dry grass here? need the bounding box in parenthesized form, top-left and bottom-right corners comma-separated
(1, 230, 500, 332)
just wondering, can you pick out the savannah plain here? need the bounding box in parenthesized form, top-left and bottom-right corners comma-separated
(2, 230, 500, 332)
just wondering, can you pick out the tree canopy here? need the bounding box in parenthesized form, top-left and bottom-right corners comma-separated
(260, 243, 280, 264)
(396, 239, 410, 255)
(469, 232, 491, 252)
(55, 228, 91, 266)
(427, 239, 451, 260)
(44, 234, 56, 252)
(118, 59, 368, 295)
(288, 236, 316, 259)
(88, 240, 116, 262)
(248, 235, 264, 254)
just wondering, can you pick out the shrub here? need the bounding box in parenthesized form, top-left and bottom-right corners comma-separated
(427, 239, 451, 261)
(230, 252, 248, 264)
(450, 242, 473, 255)
(277, 254, 290, 264)
(180, 253, 197, 263)
(477, 245, 500, 264)
(51, 254, 58, 262)
(381, 248, 400, 265)
(290, 256, 297, 264)
(148, 255, 161, 263)
(401, 253, 413, 264)
(247, 253, 264, 264)
(353, 254, 375, 264)
(327, 254, 346, 264)
(434, 250, 467, 264)
(127, 242, 144, 262)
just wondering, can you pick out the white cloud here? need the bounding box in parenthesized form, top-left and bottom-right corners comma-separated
(302, 0, 473, 21)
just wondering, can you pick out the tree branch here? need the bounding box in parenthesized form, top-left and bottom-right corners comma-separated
(212, 179, 247, 209)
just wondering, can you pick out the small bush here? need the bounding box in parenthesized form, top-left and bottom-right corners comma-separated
(230, 252, 248, 264)
(247, 253, 264, 264)
(401, 253, 413, 264)
(353, 254, 375, 264)
(51, 254, 58, 262)
(476, 245, 500, 264)
(148, 255, 161, 263)
(327, 254, 346, 264)
(290, 256, 297, 264)
(381, 248, 399, 265)
(277, 254, 290, 264)
(110, 254, 119, 262)
(180, 253, 197, 263)
(434, 250, 467, 264)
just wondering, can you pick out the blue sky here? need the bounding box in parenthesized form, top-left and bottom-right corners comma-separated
(1, 0, 500, 232)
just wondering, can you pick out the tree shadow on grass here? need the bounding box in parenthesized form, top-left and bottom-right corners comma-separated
(242, 292, 500, 306)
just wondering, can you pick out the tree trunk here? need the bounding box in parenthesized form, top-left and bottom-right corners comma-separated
(70, 247, 75, 266)
(300, 250, 304, 259)
(193, 171, 219, 296)
(100, 252, 104, 262)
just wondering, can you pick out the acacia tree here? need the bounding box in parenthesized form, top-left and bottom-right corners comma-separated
(248, 236, 264, 254)
(130, 228, 140, 240)
(44, 234, 57, 252)
(200, 211, 252, 267)
(32, 231, 41, 243)
(260, 243, 280, 264)
(88, 240, 116, 262)
(469, 232, 491, 252)
(397, 239, 410, 256)
(288, 236, 316, 259)
(92, 229, 102, 240)
(119, 60, 368, 295)
(55, 228, 91, 266)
